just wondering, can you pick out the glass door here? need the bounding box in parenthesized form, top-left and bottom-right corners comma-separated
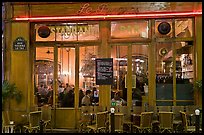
(57, 47, 75, 108)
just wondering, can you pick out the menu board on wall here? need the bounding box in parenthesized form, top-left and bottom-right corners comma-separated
(95, 58, 113, 85)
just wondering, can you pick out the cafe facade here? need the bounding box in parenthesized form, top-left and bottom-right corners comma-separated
(3, 2, 202, 129)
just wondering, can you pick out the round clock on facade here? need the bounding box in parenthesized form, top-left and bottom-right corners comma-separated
(38, 26, 51, 38)
(158, 22, 171, 35)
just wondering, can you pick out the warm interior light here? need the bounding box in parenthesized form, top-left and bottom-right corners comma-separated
(14, 11, 202, 21)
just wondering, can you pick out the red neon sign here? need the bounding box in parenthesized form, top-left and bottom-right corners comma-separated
(14, 11, 202, 21)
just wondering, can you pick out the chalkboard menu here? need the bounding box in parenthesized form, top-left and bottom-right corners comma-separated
(95, 58, 113, 85)
(13, 37, 27, 51)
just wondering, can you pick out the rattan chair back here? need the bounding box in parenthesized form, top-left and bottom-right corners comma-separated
(140, 112, 153, 128)
(159, 112, 173, 129)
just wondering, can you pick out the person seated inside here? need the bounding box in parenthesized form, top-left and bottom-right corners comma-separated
(111, 92, 127, 106)
(81, 90, 92, 106)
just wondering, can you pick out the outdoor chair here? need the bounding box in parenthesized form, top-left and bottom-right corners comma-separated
(119, 106, 132, 132)
(23, 111, 42, 133)
(132, 111, 153, 133)
(159, 111, 174, 133)
(180, 111, 196, 133)
(185, 106, 199, 126)
(132, 106, 142, 114)
(81, 106, 94, 113)
(87, 111, 109, 133)
(157, 106, 172, 112)
(93, 105, 105, 113)
(108, 113, 124, 133)
(2, 111, 15, 133)
(41, 105, 52, 132)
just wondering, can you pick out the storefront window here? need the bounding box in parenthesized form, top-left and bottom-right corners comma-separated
(132, 44, 148, 106)
(35, 22, 99, 42)
(175, 41, 194, 105)
(156, 42, 173, 106)
(175, 18, 193, 38)
(111, 20, 149, 39)
(34, 47, 55, 107)
(111, 45, 128, 101)
(79, 46, 98, 106)
(58, 47, 75, 108)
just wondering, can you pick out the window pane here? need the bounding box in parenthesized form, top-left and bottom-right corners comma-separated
(132, 44, 148, 106)
(156, 42, 173, 106)
(175, 18, 193, 38)
(111, 20, 149, 39)
(111, 46, 128, 101)
(79, 46, 98, 106)
(176, 41, 194, 105)
(35, 47, 55, 107)
(58, 47, 75, 108)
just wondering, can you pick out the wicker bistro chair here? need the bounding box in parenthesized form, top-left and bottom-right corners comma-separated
(87, 111, 109, 133)
(2, 111, 16, 133)
(158, 111, 174, 133)
(119, 106, 132, 133)
(180, 111, 196, 133)
(41, 105, 52, 132)
(23, 111, 42, 133)
(132, 112, 153, 133)
(108, 113, 124, 133)
(79, 112, 93, 133)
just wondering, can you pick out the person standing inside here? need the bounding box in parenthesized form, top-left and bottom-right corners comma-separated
(79, 89, 85, 107)
(81, 90, 92, 106)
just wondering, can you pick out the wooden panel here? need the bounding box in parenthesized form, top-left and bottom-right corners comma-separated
(13, 5, 28, 17)
(10, 22, 30, 111)
(11, 2, 202, 18)
(52, 108, 76, 128)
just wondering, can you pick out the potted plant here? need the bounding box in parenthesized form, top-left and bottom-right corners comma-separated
(194, 79, 202, 106)
(2, 80, 23, 110)
(194, 80, 202, 91)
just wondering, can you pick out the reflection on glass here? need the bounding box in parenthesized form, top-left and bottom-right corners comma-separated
(79, 46, 98, 90)
(57, 47, 75, 108)
(156, 43, 173, 106)
(35, 23, 99, 42)
(175, 42, 194, 105)
(175, 18, 193, 38)
(132, 45, 148, 106)
(111, 46, 128, 101)
(35, 47, 55, 107)
(111, 20, 149, 39)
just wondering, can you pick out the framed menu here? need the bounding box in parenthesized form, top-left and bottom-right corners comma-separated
(95, 58, 113, 85)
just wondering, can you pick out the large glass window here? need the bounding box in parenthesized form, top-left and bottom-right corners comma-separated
(34, 47, 55, 107)
(132, 44, 148, 106)
(57, 47, 75, 108)
(79, 46, 99, 106)
(175, 18, 193, 38)
(111, 20, 149, 39)
(111, 46, 128, 101)
(35, 22, 99, 42)
(176, 41, 194, 105)
(156, 42, 173, 106)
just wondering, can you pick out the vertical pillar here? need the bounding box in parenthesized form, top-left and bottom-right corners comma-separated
(53, 45, 58, 128)
(127, 45, 132, 107)
(195, 16, 202, 106)
(172, 19, 176, 106)
(75, 46, 80, 128)
(99, 21, 111, 109)
(148, 19, 156, 106)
